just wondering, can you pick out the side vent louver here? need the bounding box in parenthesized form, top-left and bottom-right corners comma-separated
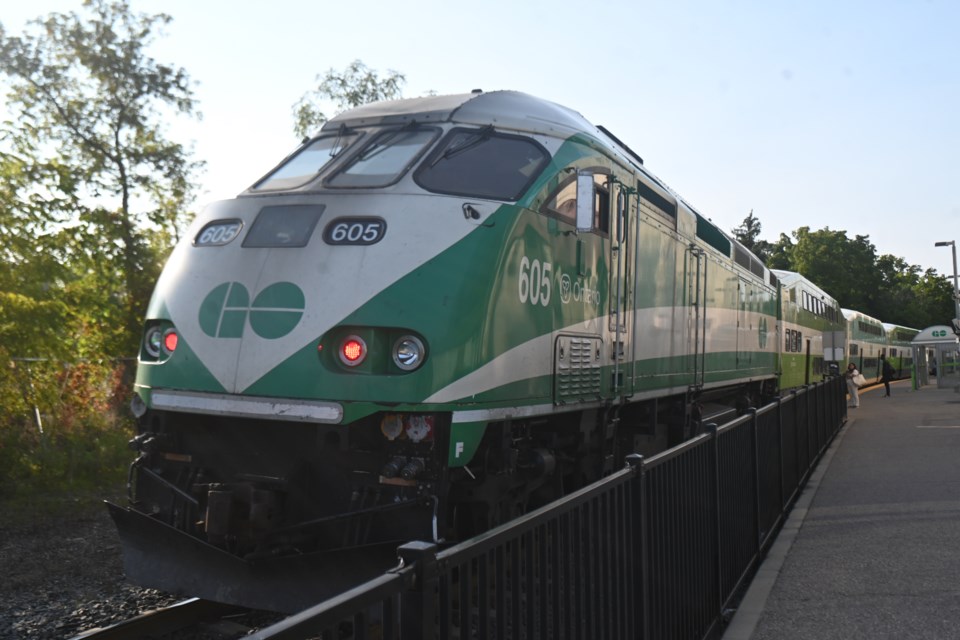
(554, 335, 602, 403)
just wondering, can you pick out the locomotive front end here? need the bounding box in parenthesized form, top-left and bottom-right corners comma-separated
(109, 197, 457, 611)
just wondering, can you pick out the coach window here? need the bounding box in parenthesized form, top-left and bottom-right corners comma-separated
(416, 127, 549, 201)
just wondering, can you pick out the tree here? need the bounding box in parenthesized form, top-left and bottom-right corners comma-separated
(765, 233, 794, 270)
(872, 254, 922, 326)
(912, 269, 957, 328)
(789, 227, 880, 314)
(292, 60, 405, 139)
(0, 0, 202, 355)
(731, 210, 773, 263)
(0, 1, 199, 493)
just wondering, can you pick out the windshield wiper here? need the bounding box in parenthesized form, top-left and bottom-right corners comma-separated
(329, 123, 353, 159)
(429, 125, 494, 167)
(354, 121, 418, 162)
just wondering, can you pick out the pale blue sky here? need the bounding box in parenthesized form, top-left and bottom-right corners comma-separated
(4, 0, 959, 279)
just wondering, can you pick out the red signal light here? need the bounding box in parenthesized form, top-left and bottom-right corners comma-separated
(339, 336, 367, 367)
(163, 330, 179, 353)
(343, 341, 362, 360)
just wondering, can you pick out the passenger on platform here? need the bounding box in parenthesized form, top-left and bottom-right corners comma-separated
(845, 363, 861, 408)
(880, 355, 895, 397)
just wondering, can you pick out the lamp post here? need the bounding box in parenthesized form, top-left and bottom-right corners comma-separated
(935, 240, 960, 330)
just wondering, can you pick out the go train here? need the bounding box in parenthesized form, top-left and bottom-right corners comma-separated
(108, 90, 914, 612)
(773, 269, 917, 388)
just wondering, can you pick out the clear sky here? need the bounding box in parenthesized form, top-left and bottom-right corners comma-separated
(4, 0, 959, 281)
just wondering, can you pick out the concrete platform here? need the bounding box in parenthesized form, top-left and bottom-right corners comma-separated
(723, 380, 960, 640)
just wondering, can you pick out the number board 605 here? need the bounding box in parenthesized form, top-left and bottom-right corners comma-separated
(323, 218, 387, 245)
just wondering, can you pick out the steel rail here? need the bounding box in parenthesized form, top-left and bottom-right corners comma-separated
(69, 598, 245, 640)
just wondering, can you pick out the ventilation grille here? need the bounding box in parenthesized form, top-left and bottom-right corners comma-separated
(555, 335, 602, 403)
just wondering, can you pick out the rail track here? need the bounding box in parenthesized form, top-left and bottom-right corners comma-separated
(69, 597, 281, 640)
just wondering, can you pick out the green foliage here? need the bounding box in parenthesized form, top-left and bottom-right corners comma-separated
(732, 212, 956, 327)
(0, 353, 133, 497)
(731, 210, 773, 263)
(0, 1, 200, 494)
(292, 59, 406, 139)
(0, 0, 202, 352)
(764, 233, 794, 270)
(790, 227, 880, 312)
(911, 269, 957, 328)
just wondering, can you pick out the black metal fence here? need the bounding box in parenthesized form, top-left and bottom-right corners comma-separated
(249, 377, 846, 640)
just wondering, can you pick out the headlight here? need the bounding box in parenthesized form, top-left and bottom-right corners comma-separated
(392, 335, 426, 371)
(144, 327, 163, 358)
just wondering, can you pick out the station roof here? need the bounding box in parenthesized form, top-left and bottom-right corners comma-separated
(911, 325, 960, 345)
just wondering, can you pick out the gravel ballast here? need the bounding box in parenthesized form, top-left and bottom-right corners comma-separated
(2, 493, 186, 639)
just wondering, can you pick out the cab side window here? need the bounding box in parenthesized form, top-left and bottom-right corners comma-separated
(593, 177, 610, 235)
(541, 172, 610, 235)
(542, 176, 578, 224)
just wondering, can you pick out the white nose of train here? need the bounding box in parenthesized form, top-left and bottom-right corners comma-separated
(146, 193, 475, 396)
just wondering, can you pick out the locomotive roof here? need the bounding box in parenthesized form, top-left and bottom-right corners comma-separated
(322, 90, 679, 194)
(322, 90, 600, 140)
(321, 90, 717, 238)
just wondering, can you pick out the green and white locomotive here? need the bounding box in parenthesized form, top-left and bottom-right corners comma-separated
(110, 91, 786, 611)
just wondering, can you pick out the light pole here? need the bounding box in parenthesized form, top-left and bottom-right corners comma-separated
(935, 240, 960, 330)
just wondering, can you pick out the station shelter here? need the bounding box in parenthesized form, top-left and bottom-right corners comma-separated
(911, 325, 960, 390)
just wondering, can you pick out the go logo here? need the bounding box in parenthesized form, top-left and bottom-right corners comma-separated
(199, 282, 305, 339)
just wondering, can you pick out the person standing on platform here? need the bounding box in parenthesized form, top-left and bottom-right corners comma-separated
(846, 363, 861, 408)
(880, 354, 895, 397)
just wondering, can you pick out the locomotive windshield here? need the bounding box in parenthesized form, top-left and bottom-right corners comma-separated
(252, 130, 360, 191)
(325, 125, 439, 188)
(415, 127, 549, 201)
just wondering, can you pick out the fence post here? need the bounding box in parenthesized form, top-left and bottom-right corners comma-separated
(625, 453, 648, 640)
(396, 541, 438, 638)
(776, 397, 785, 515)
(748, 408, 762, 553)
(705, 422, 725, 623)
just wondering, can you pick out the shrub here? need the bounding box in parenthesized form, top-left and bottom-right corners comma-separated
(0, 352, 135, 498)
